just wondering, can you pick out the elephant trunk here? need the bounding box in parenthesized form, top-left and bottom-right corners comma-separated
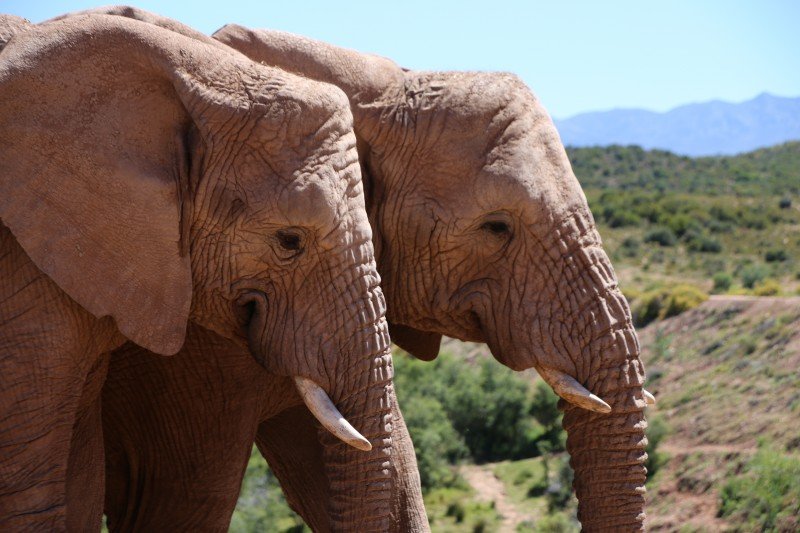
(561, 322, 648, 531)
(314, 239, 394, 531)
(319, 316, 394, 531)
(555, 245, 648, 531)
(520, 238, 648, 531)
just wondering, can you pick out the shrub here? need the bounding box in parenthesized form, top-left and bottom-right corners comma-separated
(664, 213, 697, 237)
(779, 197, 792, 209)
(662, 285, 708, 318)
(712, 272, 733, 293)
(764, 249, 788, 262)
(606, 209, 641, 228)
(531, 512, 578, 533)
(684, 231, 722, 253)
(719, 448, 800, 531)
(632, 285, 708, 327)
(401, 395, 468, 490)
(645, 416, 669, 479)
(445, 501, 466, 523)
(230, 448, 307, 532)
(546, 456, 576, 512)
(643, 227, 677, 247)
(753, 279, 781, 296)
(619, 236, 640, 258)
(740, 264, 769, 289)
(393, 351, 567, 483)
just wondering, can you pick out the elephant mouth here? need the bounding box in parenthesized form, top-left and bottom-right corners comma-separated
(235, 290, 373, 452)
(234, 289, 268, 332)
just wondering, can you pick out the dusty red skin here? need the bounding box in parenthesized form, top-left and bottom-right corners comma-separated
(0, 13, 394, 532)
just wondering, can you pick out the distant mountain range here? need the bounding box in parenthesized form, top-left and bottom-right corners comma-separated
(554, 93, 800, 156)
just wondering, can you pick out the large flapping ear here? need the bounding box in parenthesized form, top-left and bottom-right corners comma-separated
(388, 322, 442, 361)
(0, 15, 242, 354)
(212, 24, 404, 144)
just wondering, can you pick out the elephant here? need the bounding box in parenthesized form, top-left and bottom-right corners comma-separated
(80, 8, 653, 532)
(0, 13, 397, 532)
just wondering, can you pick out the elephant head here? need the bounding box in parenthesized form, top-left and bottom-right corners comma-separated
(0, 15, 393, 530)
(215, 26, 651, 530)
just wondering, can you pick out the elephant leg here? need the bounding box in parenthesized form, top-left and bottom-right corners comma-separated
(256, 407, 331, 532)
(257, 399, 430, 532)
(66, 353, 111, 532)
(0, 225, 120, 530)
(102, 324, 297, 531)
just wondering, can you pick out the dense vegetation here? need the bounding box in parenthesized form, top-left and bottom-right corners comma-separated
(719, 446, 800, 532)
(573, 142, 800, 299)
(231, 142, 800, 531)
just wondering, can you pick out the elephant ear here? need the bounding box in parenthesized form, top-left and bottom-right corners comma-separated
(0, 15, 235, 355)
(388, 322, 442, 361)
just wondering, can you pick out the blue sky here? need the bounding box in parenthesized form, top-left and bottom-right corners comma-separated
(4, 1, 799, 118)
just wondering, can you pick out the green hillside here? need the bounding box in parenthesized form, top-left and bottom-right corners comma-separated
(572, 142, 800, 299)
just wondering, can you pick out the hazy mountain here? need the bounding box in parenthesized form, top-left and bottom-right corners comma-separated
(554, 93, 800, 156)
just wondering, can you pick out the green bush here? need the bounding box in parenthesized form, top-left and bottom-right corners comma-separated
(719, 448, 800, 531)
(632, 284, 708, 327)
(545, 455, 576, 512)
(764, 249, 788, 262)
(619, 236, 641, 258)
(740, 264, 770, 289)
(684, 231, 722, 253)
(753, 279, 781, 296)
(664, 213, 698, 237)
(645, 416, 669, 479)
(230, 448, 308, 533)
(712, 272, 733, 293)
(605, 208, 641, 228)
(531, 512, 579, 533)
(643, 226, 677, 247)
(446, 501, 466, 523)
(401, 395, 468, 490)
(393, 351, 566, 487)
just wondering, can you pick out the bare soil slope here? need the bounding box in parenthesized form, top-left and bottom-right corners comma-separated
(639, 296, 800, 531)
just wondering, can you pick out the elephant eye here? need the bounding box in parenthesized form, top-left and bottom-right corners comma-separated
(481, 220, 510, 236)
(276, 230, 303, 255)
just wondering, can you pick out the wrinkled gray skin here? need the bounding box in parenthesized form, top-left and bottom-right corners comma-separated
(0, 13, 395, 532)
(62, 7, 647, 532)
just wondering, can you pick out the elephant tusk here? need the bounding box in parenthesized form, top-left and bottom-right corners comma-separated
(294, 376, 373, 452)
(643, 389, 656, 405)
(536, 366, 612, 414)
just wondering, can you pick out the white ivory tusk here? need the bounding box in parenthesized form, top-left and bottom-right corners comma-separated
(643, 389, 656, 406)
(537, 366, 612, 414)
(294, 376, 373, 452)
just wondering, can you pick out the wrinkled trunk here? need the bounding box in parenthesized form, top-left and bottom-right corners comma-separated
(247, 235, 395, 531)
(320, 277, 394, 531)
(511, 234, 648, 531)
(321, 345, 393, 531)
(557, 248, 648, 531)
(562, 323, 647, 531)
